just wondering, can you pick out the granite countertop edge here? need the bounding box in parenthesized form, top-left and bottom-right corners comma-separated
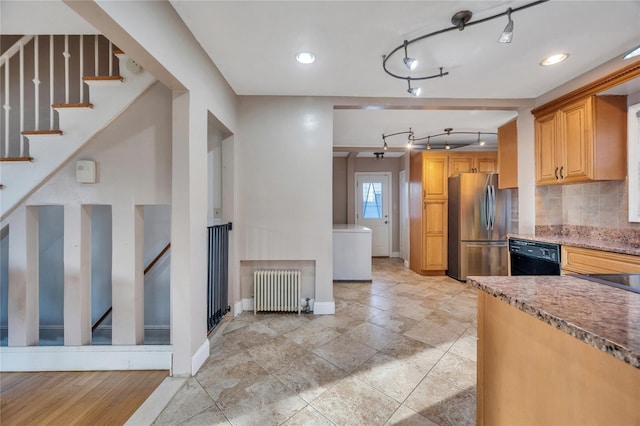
(470, 279, 640, 369)
(508, 234, 640, 256)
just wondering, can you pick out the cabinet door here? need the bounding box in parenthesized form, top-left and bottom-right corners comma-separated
(423, 155, 448, 198)
(422, 200, 447, 270)
(449, 156, 473, 176)
(535, 113, 560, 185)
(475, 154, 497, 173)
(498, 119, 518, 189)
(560, 98, 593, 182)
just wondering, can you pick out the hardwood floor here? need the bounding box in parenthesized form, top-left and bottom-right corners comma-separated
(0, 370, 168, 425)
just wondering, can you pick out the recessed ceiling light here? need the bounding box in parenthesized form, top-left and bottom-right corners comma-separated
(540, 53, 569, 66)
(623, 45, 640, 60)
(295, 52, 315, 64)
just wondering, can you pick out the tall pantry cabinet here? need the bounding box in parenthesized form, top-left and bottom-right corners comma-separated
(409, 152, 449, 275)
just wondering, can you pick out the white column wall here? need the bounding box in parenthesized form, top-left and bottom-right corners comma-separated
(517, 109, 536, 235)
(63, 204, 92, 345)
(8, 206, 39, 346)
(111, 204, 144, 345)
(237, 96, 334, 312)
(170, 91, 209, 376)
(222, 136, 239, 316)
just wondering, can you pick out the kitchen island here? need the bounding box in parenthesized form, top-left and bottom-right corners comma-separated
(468, 275, 640, 426)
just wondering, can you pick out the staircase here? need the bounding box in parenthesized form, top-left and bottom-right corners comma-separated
(0, 35, 172, 372)
(0, 35, 157, 221)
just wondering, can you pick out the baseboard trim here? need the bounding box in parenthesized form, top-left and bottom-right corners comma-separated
(242, 298, 254, 312)
(234, 301, 243, 316)
(0, 345, 172, 372)
(391, 251, 401, 258)
(191, 338, 209, 375)
(313, 300, 335, 315)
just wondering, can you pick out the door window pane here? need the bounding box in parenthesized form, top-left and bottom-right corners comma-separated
(362, 182, 382, 218)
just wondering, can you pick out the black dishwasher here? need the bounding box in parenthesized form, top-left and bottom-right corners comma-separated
(509, 238, 561, 275)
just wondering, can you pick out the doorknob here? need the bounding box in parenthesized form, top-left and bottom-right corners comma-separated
(384, 221, 388, 224)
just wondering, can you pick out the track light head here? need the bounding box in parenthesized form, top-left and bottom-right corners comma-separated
(403, 57, 418, 71)
(383, 141, 388, 150)
(406, 79, 421, 96)
(477, 132, 486, 146)
(408, 86, 421, 96)
(498, 9, 514, 43)
(402, 40, 418, 71)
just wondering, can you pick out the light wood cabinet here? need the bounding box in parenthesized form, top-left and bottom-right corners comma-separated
(424, 155, 448, 197)
(422, 200, 447, 270)
(409, 152, 448, 275)
(447, 152, 497, 177)
(561, 245, 640, 275)
(534, 95, 627, 186)
(497, 119, 518, 189)
(477, 291, 640, 426)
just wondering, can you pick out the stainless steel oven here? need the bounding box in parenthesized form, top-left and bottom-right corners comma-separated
(509, 238, 561, 276)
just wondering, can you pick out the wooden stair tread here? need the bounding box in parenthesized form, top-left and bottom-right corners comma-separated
(83, 76, 123, 81)
(0, 157, 34, 162)
(52, 103, 93, 109)
(21, 130, 63, 135)
(113, 47, 124, 55)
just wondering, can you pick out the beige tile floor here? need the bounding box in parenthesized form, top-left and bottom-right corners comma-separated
(153, 258, 477, 425)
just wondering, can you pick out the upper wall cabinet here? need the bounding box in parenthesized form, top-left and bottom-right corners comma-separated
(447, 152, 497, 177)
(533, 95, 627, 186)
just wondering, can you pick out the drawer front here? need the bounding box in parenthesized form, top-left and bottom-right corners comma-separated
(562, 246, 640, 274)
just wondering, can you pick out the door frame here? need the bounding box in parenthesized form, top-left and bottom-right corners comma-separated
(399, 169, 408, 264)
(354, 172, 392, 257)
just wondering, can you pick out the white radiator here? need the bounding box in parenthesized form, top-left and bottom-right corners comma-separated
(253, 270, 301, 315)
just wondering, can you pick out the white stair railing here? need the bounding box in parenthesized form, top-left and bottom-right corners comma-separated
(0, 35, 120, 158)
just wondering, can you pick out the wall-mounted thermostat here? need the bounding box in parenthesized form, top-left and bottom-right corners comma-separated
(76, 160, 96, 184)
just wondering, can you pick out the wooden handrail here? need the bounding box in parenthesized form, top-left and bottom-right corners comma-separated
(144, 243, 171, 275)
(92, 242, 171, 332)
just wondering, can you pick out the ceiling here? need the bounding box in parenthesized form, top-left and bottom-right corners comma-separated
(3, 1, 640, 153)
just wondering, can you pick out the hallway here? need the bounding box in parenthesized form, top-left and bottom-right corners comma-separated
(152, 258, 477, 425)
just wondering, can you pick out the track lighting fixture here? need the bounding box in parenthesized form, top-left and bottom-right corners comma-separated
(410, 128, 497, 151)
(374, 152, 384, 159)
(382, 0, 547, 95)
(381, 127, 496, 151)
(498, 9, 514, 43)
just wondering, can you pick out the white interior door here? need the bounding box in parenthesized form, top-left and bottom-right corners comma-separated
(356, 173, 390, 256)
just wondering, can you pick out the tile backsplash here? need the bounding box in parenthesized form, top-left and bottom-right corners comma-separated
(536, 179, 640, 245)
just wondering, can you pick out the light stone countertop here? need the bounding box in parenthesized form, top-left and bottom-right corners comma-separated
(508, 233, 640, 256)
(468, 275, 640, 369)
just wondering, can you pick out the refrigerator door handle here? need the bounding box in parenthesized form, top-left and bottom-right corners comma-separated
(484, 185, 491, 230)
(491, 185, 497, 231)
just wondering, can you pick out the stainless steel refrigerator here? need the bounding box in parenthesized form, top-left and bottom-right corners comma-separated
(447, 173, 512, 281)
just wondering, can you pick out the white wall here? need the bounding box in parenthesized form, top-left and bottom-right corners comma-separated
(26, 82, 172, 206)
(237, 96, 334, 312)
